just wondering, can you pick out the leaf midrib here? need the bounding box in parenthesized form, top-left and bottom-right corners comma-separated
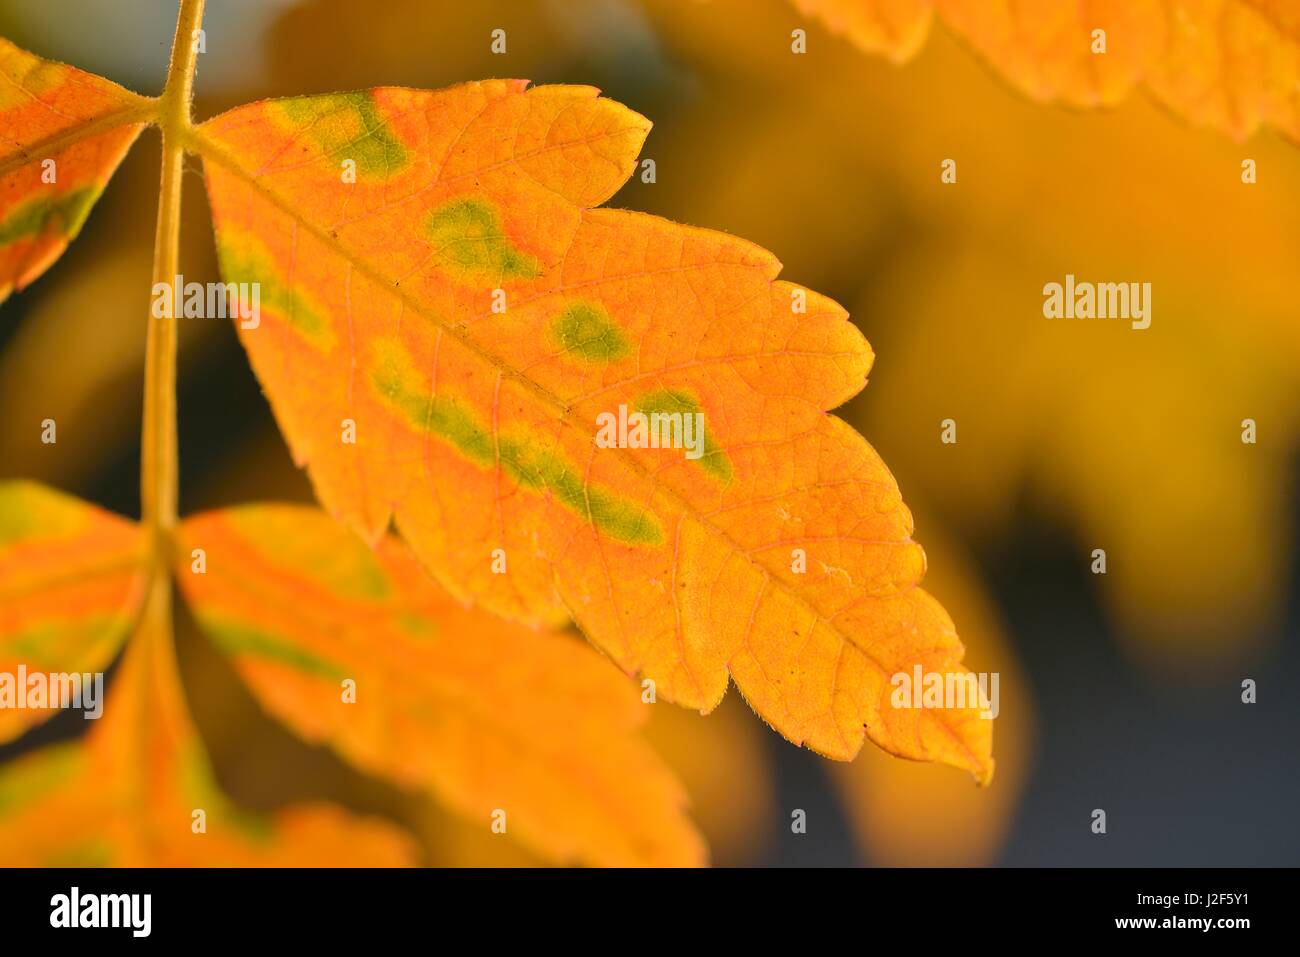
(0, 552, 146, 601)
(0, 99, 156, 181)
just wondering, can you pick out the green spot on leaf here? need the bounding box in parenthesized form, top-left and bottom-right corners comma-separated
(277, 92, 408, 178)
(199, 617, 346, 680)
(0, 186, 99, 247)
(226, 508, 392, 601)
(552, 302, 630, 363)
(637, 389, 733, 482)
(426, 197, 540, 281)
(2, 616, 121, 669)
(216, 231, 335, 350)
(497, 435, 662, 544)
(370, 341, 661, 544)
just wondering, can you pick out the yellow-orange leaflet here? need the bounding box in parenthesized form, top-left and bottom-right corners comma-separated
(0, 38, 150, 302)
(0, 481, 147, 744)
(177, 504, 705, 866)
(0, 609, 415, 866)
(193, 81, 992, 781)
(794, 0, 1300, 142)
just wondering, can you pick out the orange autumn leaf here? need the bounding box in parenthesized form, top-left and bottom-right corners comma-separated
(0, 481, 148, 744)
(792, 0, 933, 62)
(192, 81, 992, 782)
(0, 589, 415, 866)
(176, 504, 705, 867)
(794, 0, 1300, 142)
(418, 694, 774, 868)
(0, 37, 151, 302)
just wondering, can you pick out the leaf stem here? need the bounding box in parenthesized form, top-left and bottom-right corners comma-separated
(140, 0, 204, 644)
